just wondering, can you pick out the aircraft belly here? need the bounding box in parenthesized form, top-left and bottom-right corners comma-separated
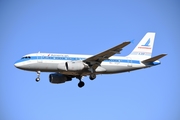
(95, 66, 106, 72)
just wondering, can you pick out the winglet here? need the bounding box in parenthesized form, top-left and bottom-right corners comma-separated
(142, 54, 167, 63)
(130, 39, 135, 44)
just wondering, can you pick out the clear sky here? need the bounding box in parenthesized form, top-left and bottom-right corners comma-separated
(0, 0, 180, 120)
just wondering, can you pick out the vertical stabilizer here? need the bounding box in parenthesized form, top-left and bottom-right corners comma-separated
(128, 32, 155, 59)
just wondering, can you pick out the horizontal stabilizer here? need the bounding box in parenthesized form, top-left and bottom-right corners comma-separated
(142, 54, 167, 63)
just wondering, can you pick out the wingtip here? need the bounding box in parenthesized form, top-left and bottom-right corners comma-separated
(162, 53, 167, 56)
(125, 41, 131, 44)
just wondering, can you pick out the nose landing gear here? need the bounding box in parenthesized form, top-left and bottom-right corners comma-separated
(35, 71, 41, 82)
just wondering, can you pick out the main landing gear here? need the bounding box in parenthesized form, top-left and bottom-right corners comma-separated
(89, 73, 96, 80)
(88, 67, 96, 80)
(78, 81, 85, 88)
(76, 74, 96, 88)
(35, 71, 41, 82)
(77, 76, 85, 88)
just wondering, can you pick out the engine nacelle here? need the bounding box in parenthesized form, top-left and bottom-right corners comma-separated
(57, 62, 67, 71)
(49, 73, 72, 84)
(58, 61, 88, 71)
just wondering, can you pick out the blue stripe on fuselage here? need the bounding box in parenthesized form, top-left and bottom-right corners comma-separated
(15, 56, 141, 64)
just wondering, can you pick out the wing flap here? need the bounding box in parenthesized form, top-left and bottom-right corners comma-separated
(142, 54, 167, 63)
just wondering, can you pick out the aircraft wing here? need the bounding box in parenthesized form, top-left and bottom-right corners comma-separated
(83, 41, 131, 69)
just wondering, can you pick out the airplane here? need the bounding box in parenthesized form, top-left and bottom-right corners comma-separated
(14, 32, 167, 88)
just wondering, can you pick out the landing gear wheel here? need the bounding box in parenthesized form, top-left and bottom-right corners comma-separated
(78, 81, 85, 88)
(89, 74, 96, 80)
(36, 77, 40, 82)
(35, 71, 41, 82)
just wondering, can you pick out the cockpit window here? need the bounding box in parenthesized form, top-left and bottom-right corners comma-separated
(21, 56, 31, 59)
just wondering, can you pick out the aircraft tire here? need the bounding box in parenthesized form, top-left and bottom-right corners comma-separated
(36, 77, 40, 82)
(89, 74, 96, 80)
(78, 81, 85, 88)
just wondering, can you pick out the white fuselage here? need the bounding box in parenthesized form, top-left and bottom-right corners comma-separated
(14, 53, 156, 76)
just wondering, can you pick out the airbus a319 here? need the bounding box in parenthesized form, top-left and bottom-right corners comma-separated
(14, 32, 167, 88)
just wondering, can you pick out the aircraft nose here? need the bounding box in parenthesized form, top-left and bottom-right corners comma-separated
(14, 61, 23, 69)
(14, 63, 20, 68)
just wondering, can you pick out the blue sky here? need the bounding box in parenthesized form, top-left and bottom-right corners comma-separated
(0, 0, 180, 120)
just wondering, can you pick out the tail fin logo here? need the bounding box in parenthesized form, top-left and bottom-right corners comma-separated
(142, 39, 150, 46)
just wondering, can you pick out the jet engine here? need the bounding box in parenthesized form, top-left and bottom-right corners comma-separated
(58, 61, 88, 71)
(49, 73, 72, 84)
